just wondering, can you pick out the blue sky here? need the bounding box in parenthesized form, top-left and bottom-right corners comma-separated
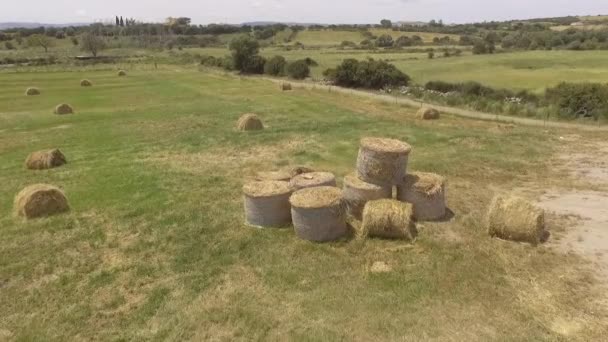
(2, 0, 606, 24)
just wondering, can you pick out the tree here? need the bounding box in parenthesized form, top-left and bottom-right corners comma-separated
(80, 33, 106, 57)
(27, 34, 54, 52)
(264, 55, 287, 76)
(116, 16, 120, 26)
(380, 19, 392, 28)
(376, 34, 394, 47)
(395, 36, 412, 47)
(286, 60, 310, 79)
(229, 35, 262, 73)
(120, 16, 124, 27)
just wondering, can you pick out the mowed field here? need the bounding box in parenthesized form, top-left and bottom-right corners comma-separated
(1, 67, 607, 340)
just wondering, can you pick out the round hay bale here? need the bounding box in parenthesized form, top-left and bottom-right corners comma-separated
(356, 137, 412, 186)
(255, 170, 292, 182)
(80, 79, 93, 87)
(487, 195, 545, 245)
(243, 181, 292, 228)
(290, 186, 347, 242)
(418, 107, 440, 120)
(361, 199, 417, 241)
(25, 149, 67, 170)
(54, 104, 73, 115)
(118, 70, 127, 76)
(281, 83, 292, 91)
(289, 171, 336, 191)
(397, 172, 446, 221)
(237, 113, 264, 131)
(25, 87, 40, 96)
(342, 172, 392, 220)
(14, 184, 69, 219)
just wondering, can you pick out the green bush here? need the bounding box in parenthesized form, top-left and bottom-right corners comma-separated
(286, 60, 310, 79)
(324, 58, 410, 89)
(264, 55, 287, 76)
(545, 82, 608, 119)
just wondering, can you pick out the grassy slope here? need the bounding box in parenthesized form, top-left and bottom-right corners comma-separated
(0, 67, 606, 340)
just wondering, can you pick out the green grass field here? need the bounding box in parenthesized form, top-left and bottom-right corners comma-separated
(1, 66, 607, 340)
(191, 47, 608, 92)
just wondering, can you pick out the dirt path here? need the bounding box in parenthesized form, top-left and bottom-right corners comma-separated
(260, 77, 608, 132)
(538, 138, 608, 281)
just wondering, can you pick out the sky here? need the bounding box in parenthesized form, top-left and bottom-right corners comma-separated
(2, 0, 606, 24)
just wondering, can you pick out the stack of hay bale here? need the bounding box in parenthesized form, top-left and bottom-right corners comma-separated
(243, 165, 349, 242)
(241, 136, 452, 244)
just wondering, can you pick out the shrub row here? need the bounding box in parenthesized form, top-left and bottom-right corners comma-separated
(546, 82, 608, 119)
(323, 59, 410, 89)
(424, 80, 538, 103)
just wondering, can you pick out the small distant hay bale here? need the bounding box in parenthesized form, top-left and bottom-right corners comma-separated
(255, 170, 292, 182)
(290, 186, 347, 242)
(237, 113, 264, 131)
(25, 149, 67, 170)
(117, 70, 127, 76)
(418, 107, 440, 120)
(356, 137, 412, 186)
(243, 181, 292, 228)
(397, 172, 446, 221)
(342, 172, 391, 220)
(80, 79, 93, 87)
(25, 87, 40, 96)
(361, 199, 417, 241)
(280, 83, 292, 91)
(487, 195, 545, 245)
(54, 104, 73, 115)
(289, 171, 336, 191)
(14, 184, 69, 219)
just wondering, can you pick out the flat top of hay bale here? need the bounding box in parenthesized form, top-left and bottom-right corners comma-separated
(343, 172, 386, 191)
(361, 137, 411, 154)
(366, 199, 413, 215)
(243, 180, 291, 197)
(290, 171, 335, 187)
(290, 186, 342, 209)
(403, 172, 445, 195)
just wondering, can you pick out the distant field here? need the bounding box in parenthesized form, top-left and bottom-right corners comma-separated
(369, 29, 460, 43)
(292, 29, 365, 46)
(194, 47, 608, 92)
(1, 66, 607, 340)
(551, 24, 607, 31)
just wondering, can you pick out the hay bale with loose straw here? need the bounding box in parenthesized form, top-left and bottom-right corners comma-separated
(361, 199, 417, 241)
(342, 172, 392, 220)
(25, 87, 40, 96)
(418, 107, 440, 120)
(14, 184, 69, 219)
(356, 137, 412, 186)
(243, 181, 293, 228)
(289, 171, 336, 191)
(25, 149, 67, 170)
(54, 104, 73, 115)
(290, 186, 347, 242)
(281, 83, 292, 91)
(487, 195, 545, 245)
(397, 172, 446, 221)
(237, 113, 264, 131)
(118, 70, 127, 76)
(80, 79, 93, 87)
